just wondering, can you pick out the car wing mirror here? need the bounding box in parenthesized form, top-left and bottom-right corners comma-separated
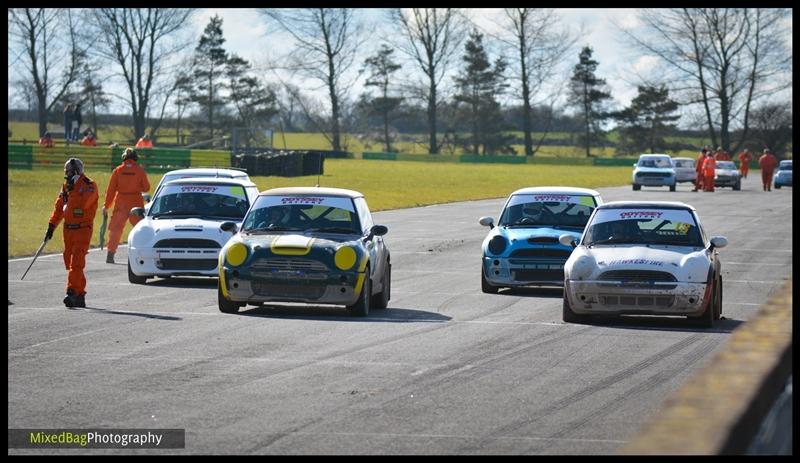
(129, 207, 145, 219)
(220, 221, 238, 233)
(479, 216, 495, 229)
(708, 236, 728, 251)
(559, 234, 577, 248)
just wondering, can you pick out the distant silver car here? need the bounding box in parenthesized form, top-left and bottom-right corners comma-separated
(714, 161, 741, 190)
(632, 154, 677, 191)
(560, 201, 727, 327)
(671, 157, 697, 183)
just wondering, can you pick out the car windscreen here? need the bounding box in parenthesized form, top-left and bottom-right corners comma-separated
(638, 158, 671, 168)
(499, 194, 597, 229)
(673, 160, 694, 168)
(242, 195, 360, 234)
(583, 208, 703, 247)
(149, 184, 250, 219)
(716, 161, 736, 170)
(779, 163, 792, 171)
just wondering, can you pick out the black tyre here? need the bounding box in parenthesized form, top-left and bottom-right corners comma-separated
(774, 184, 781, 189)
(733, 181, 741, 191)
(715, 276, 723, 320)
(562, 294, 588, 324)
(669, 183, 676, 192)
(632, 184, 641, 191)
(371, 261, 391, 309)
(127, 260, 148, 284)
(218, 283, 241, 314)
(348, 266, 371, 317)
(693, 279, 716, 328)
(481, 265, 499, 294)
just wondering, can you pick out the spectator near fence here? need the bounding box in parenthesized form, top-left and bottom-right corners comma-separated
(72, 103, 83, 141)
(80, 130, 97, 147)
(63, 103, 74, 141)
(135, 133, 154, 149)
(39, 131, 55, 147)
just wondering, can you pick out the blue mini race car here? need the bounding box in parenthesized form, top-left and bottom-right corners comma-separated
(479, 187, 603, 292)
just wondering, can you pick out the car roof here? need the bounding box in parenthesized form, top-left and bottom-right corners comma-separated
(779, 159, 792, 164)
(162, 168, 249, 177)
(672, 157, 694, 161)
(509, 186, 600, 196)
(162, 177, 257, 188)
(638, 154, 670, 158)
(597, 200, 696, 211)
(259, 186, 364, 198)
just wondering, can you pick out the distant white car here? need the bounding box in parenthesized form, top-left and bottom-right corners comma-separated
(632, 154, 677, 191)
(671, 157, 697, 183)
(560, 201, 727, 327)
(127, 177, 260, 284)
(145, 168, 251, 211)
(714, 161, 741, 190)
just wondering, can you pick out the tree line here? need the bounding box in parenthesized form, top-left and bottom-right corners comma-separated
(8, 8, 793, 156)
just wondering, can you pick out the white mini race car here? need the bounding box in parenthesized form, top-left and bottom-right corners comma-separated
(560, 201, 727, 327)
(127, 177, 260, 284)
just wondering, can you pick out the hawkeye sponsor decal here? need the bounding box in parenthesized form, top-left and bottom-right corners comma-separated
(607, 259, 664, 266)
(259, 195, 355, 212)
(161, 184, 246, 199)
(508, 194, 596, 208)
(592, 208, 696, 226)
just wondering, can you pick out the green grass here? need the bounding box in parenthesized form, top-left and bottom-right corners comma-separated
(9, 159, 632, 257)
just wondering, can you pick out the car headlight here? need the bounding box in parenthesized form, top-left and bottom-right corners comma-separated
(335, 246, 357, 270)
(488, 235, 507, 255)
(569, 255, 596, 280)
(226, 242, 248, 266)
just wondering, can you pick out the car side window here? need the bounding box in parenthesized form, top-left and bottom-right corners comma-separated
(354, 197, 373, 234)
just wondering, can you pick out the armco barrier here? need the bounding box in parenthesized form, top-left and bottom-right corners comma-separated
(460, 154, 526, 164)
(8, 144, 235, 173)
(620, 279, 792, 455)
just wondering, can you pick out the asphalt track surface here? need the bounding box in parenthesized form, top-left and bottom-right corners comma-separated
(8, 175, 793, 454)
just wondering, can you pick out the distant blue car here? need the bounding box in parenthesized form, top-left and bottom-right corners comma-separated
(632, 154, 677, 191)
(479, 187, 603, 292)
(774, 160, 792, 189)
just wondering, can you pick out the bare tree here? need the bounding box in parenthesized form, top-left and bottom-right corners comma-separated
(621, 8, 792, 154)
(748, 103, 792, 156)
(260, 8, 364, 152)
(9, 8, 84, 137)
(493, 9, 576, 156)
(389, 8, 467, 154)
(92, 8, 196, 139)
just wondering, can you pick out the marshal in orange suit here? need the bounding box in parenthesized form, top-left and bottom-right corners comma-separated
(103, 148, 151, 263)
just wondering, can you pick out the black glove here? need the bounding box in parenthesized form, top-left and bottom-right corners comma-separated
(45, 223, 55, 241)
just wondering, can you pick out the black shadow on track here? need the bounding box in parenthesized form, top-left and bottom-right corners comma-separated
(144, 277, 218, 289)
(568, 315, 744, 334)
(67, 306, 182, 321)
(234, 305, 451, 323)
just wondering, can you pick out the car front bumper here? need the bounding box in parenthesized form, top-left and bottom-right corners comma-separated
(129, 247, 221, 277)
(633, 176, 675, 186)
(774, 176, 792, 186)
(565, 279, 709, 316)
(715, 176, 740, 187)
(484, 256, 566, 287)
(222, 266, 364, 306)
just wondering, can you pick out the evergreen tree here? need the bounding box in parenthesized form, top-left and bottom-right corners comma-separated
(226, 54, 278, 148)
(568, 46, 612, 157)
(191, 15, 229, 144)
(614, 85, 680, 155)
(362, 44, 403, 152)
(454, 29, 509, 155)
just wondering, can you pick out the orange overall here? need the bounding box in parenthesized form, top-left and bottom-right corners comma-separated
(703, 156, 717, 192)
(758, 153, 778, 191)
(104, 160, 151, 253)
(693, 152, 706, 191)
(738, 151, 753, 178)
(135, 137, 154, 149)
(49, 175, 99, 296)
